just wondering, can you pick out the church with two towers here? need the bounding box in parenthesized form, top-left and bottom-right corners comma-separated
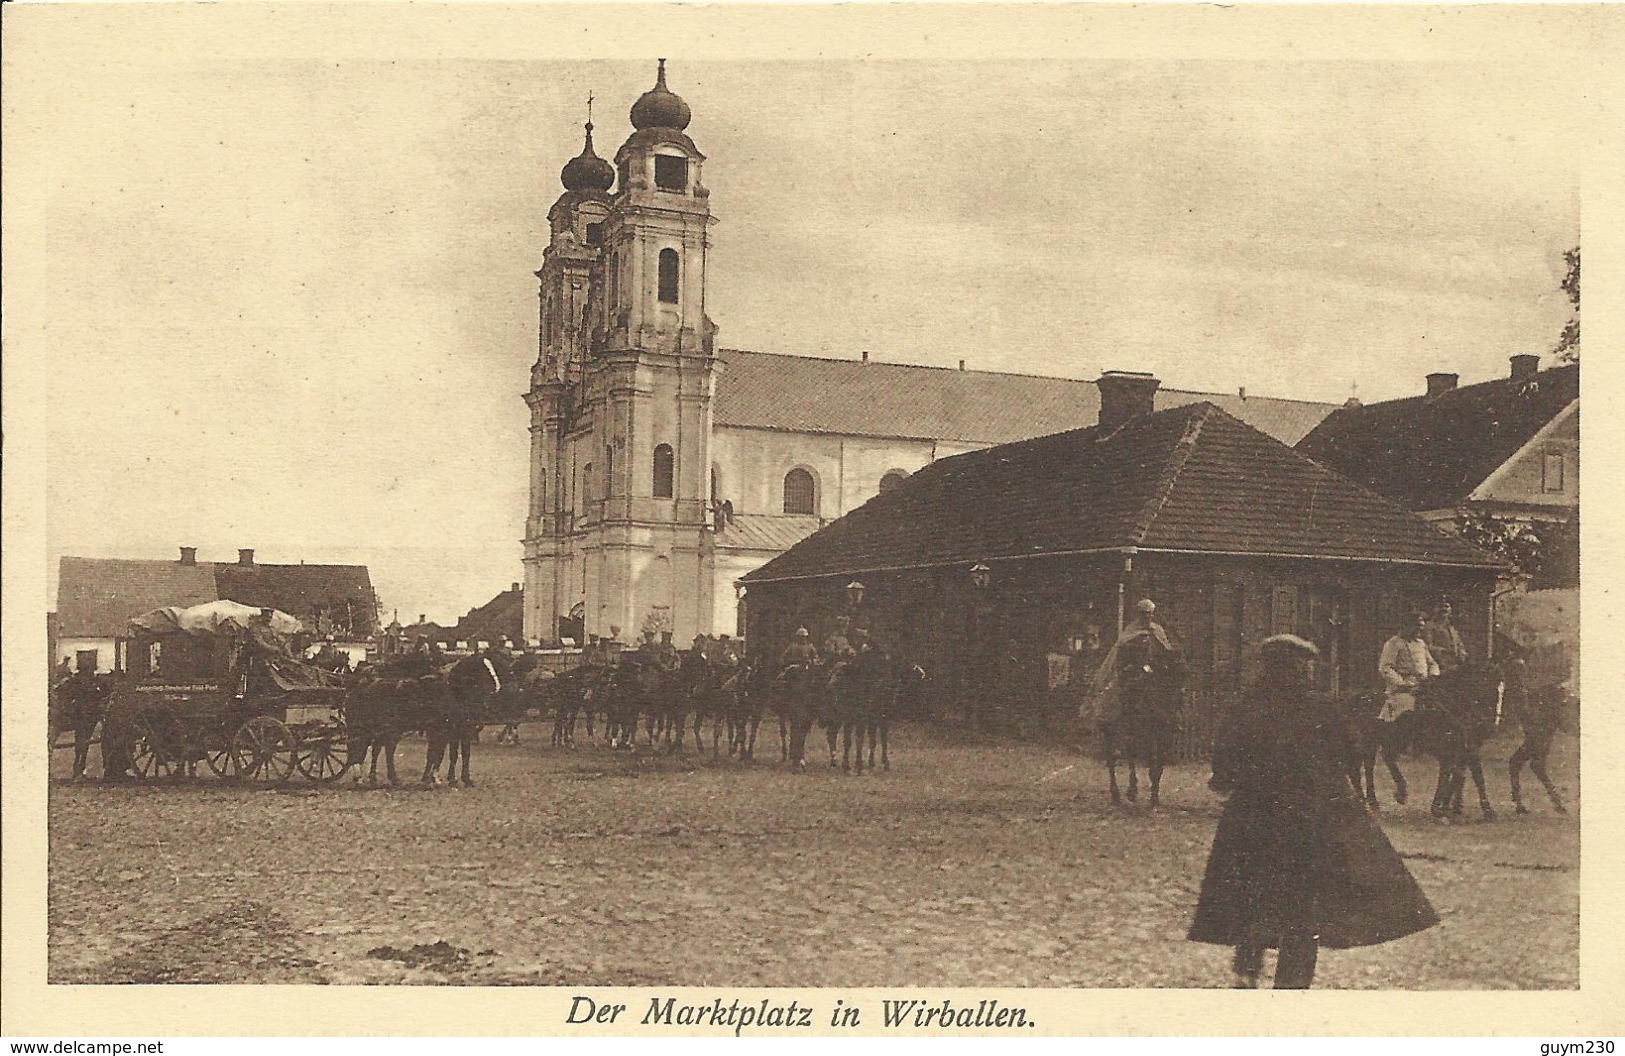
(521, 62, 1337, 647)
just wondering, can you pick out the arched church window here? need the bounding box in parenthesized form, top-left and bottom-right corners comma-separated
(585, 222, 604, 247)
(879, 469, 910, 494)
(583, 463, 594, 503)
(653, 444, 675, 499)
(658, 249, 680, 305)
(783, 468, 816, 516)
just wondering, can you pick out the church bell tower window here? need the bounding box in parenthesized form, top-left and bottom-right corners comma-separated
(654, 155, 687, 192)
(658, 249, 680, 305)
(653, 444, 676, 498)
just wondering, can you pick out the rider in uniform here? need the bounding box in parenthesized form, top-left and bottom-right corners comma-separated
(1378, 611, 1438, 723)
(1422, 600, 1468, 676)
(779, 627, 821, 768)
(823, 617, 856, 665)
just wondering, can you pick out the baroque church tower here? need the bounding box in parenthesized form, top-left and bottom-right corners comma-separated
(523, 62, 721, 645)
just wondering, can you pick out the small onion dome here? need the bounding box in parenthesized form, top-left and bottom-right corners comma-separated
(629, 59, 691, 131)
(560, 123, 615, 192)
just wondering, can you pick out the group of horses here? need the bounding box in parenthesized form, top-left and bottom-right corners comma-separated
(47, 642, 929, 787)
(1094, 654, 1570, 820)
(50, 642, 1569, 814)
(540, 644, 928, 775)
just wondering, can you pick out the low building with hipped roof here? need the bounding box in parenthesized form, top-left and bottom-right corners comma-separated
(739, 374, 1504, 745)
(54, 547, 378, 673)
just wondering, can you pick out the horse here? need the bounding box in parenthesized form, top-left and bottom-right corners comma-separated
(49, 671, 115, 780)
(1352, 662, 1501, 818)
(342, 661, 443, 786)
(1504, 658, 1569, 815)
(423, 652, 507, 787)
(495, 656, 548, 745)
(820, 660, 854, 768)
(721, 662, 769, 762)
(1340, 687, 1409, 810)
(550, 667, 598, 748)
(774, 661, 826, 769)
(1101, 652, 1184, 808)
(831, 651, 925, 774)
(682, 646, 741, 758)
(600, 661, 645, 751)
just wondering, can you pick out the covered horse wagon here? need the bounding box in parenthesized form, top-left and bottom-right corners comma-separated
(103, 600, 351, 784)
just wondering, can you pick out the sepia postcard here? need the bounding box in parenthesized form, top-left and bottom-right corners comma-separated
(4, 1, 1624, 1039)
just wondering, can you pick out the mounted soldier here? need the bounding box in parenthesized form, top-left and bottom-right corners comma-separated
(822, 616, 856, 665)
(1423, 600, 1468, 676)
(1085, 597, 1186, 807)
(778, 627, 821, 768)
(1378, 611, 1438, 723)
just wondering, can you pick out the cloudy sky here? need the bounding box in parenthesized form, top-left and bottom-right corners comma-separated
(18, 29, 1584, 622)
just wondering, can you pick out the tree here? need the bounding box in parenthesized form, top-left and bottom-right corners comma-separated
(1456, 510, 1545, 580)
(1555, 246, 1580, 362)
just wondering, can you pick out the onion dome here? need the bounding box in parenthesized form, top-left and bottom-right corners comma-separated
(560, 122, 615, 192)
(629, 59, 691, 132)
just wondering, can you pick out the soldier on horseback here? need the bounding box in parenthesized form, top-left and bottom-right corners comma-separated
(1085, 598, 1184, 807)
(779, 627, 821, 769)
(1378, 611, 1438, 723)
(822, 616, 856, 664)
(1424, 600, 1469, 675)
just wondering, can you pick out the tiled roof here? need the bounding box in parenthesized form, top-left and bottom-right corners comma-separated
(715, 514, 822, 552)
(714, 349, 1335, 446)
(56, 557, 219, 639)
(214, 564, 378, 638)
(451, 586, 525, 644)
(1295, 364, 1579, 510)
(55, 557, 376, 639)
(742, 403, 1502, 584)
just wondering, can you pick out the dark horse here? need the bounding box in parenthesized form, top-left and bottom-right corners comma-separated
(341, 652, 502, 787)
(423, 652, 508, 786)
(50, 670, 115, 780)
(1343, 663, 1502, 820)
(1102, 638, 1185, 808)
(774, 661, 826, 769)
(343, 663, 439, 786)
(550, 666, 598, 748)
(1502, 655, 1569, 815)
(829, 648, 926, 774)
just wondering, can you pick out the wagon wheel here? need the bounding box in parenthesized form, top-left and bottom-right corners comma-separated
(230, 716, 297, 785)
(129, 710, 182, 781)
(295, 731, 351, 784)
(204, 743, 238, 780)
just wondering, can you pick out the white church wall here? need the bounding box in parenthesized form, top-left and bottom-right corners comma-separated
(712, 426, 946, 519)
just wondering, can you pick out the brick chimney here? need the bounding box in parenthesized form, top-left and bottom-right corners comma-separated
(179, 547, 197, 566)
(237, 548, 255, 566)
(1510, 354, 1540, 382)
(511, 582, 520, 593)
(1426, 372, 1459, 398)
(1097, 370, 1161, 435)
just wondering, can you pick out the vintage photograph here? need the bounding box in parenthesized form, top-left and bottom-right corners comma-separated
(14, 10, 1595, 1006)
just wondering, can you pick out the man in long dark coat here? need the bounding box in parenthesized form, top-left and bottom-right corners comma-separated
(1190, 634, 1439, 988)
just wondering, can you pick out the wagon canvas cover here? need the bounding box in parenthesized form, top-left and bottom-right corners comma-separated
(128, 599, 304, 638)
